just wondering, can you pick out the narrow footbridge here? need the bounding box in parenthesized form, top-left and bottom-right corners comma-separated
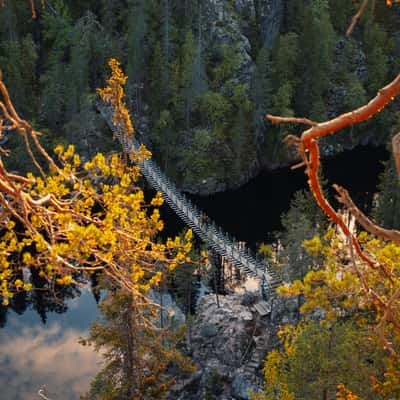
(99, 106, 282, 298)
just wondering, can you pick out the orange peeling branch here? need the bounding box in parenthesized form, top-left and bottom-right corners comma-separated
(267, 73, 400, 271)
(267, 114, 318, 127)
(301, 73, 400, 145)
(346, 0, 369, 37)
(305, 139, 377, 270)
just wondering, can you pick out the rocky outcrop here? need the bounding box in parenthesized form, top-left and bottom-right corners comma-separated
(149, 289, 186, 329)
(178, 0, 286, 195)
(167, 292, 301, 400)
(259, 0, 286, 48)
(203, 1, 253, 73)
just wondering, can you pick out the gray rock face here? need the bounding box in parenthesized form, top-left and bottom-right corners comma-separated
(232, 372, 260, 400)
(202, 0, 253, 82)
(167, 292, 301, 399)
(259, 0, 286, 48)
(191, 295, 253, 368)
(148, 289, 186, 328)
(269, 295, 300, 325)
(180, 1, 286, 195)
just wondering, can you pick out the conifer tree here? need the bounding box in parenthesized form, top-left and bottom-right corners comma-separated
(374, 154, 400, 230)
(126, 0, 146, 113)
(295, 0, 335, 121)
(0, 34, 38, 117)
(82, 290, 192, 400)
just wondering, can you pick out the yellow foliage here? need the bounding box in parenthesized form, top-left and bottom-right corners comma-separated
(97, 59, 134, 140)
(0, 59, 193, 308)
(274, 229, 400, 398)
(336, 384, 362, 400)
(303, 235, 323, 256)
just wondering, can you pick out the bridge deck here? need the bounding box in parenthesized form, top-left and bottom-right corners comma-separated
(99, 106, 282, 298)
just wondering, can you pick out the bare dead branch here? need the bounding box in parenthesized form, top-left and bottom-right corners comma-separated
(283, 134, 302, 146)
(291, 161, 307, 170)
(334, 184, 400, 244)
(266, 114, 318, 126)
(392, 132, 400, 178)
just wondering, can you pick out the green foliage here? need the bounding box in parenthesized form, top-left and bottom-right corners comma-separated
(271, 83, 295, 117)
(126, 0, 147, 103)
(254, 321, 386, 400)
(181, 128, 214, 184)
(363, 23, 390, 95)
(278, 189, 327, 280)
(374, 154, 400, 230)
(295, 0, 336, 121)
(1, 0, 398, 183)
(272, 33, 298, 84)
(40, 6, 113, 152)
(253, 46, 272, 112)
(328, 0, 357, 32)
(82, 290, 194, 400)
(211, 45, 242, 88)
(0, 34, 38, 117)
(199, 91, 232, 129)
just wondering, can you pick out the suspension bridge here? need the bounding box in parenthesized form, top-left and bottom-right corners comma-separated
(99, 106, 282, 299)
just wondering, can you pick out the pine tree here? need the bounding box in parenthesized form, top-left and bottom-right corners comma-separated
(126, 0, 147, 113)
(256, 321, 385, 400)
(374, 154, 400, 230)
(40, 1, 73, 130)
(0, 34, 38, 117)
(295, 0, 335, 121)
(279, 189, 327, 281)
(82, 290, 192, 400)
(363, 22, 390, 95)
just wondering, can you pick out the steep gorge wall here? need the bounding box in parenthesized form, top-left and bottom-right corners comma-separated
(1, 1, 398, 194)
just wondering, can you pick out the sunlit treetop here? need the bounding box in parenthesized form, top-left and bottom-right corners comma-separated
(97, 59, 135, 141)
(276, 228, 400, 398)
(0, 60, 192, 310)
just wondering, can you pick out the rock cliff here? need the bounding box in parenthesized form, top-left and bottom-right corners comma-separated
(167, 292, 301, 400)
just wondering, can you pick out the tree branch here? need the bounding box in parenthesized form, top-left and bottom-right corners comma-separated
(346, 0, 369, 37)
(334, 184, 400, 244)
(266, 114, 318, 126)
(304, 73, 400, 144)
(392, 132, 400, 178)
(267, 74, 400, 271)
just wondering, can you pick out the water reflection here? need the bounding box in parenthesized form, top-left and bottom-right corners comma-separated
(0, 268, 84, 327)
(0, 290, 101, 400)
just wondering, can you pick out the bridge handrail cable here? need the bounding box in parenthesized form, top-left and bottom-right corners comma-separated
(98, 105, 281, 297)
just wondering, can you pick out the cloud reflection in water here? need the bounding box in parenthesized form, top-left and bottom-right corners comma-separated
(0, 293, 101, 400)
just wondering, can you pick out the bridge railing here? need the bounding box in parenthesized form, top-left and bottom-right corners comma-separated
(98, 105, 281, 298)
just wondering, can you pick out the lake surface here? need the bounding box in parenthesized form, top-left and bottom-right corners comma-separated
(0, 290, 101, 400)
(162, 145, 389, 246)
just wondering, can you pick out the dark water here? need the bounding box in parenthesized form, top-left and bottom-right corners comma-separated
(161, 146, 389, 245)
(0, 145, 388, 399)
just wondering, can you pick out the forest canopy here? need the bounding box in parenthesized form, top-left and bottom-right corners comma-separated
(0, 1, 400, 399)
